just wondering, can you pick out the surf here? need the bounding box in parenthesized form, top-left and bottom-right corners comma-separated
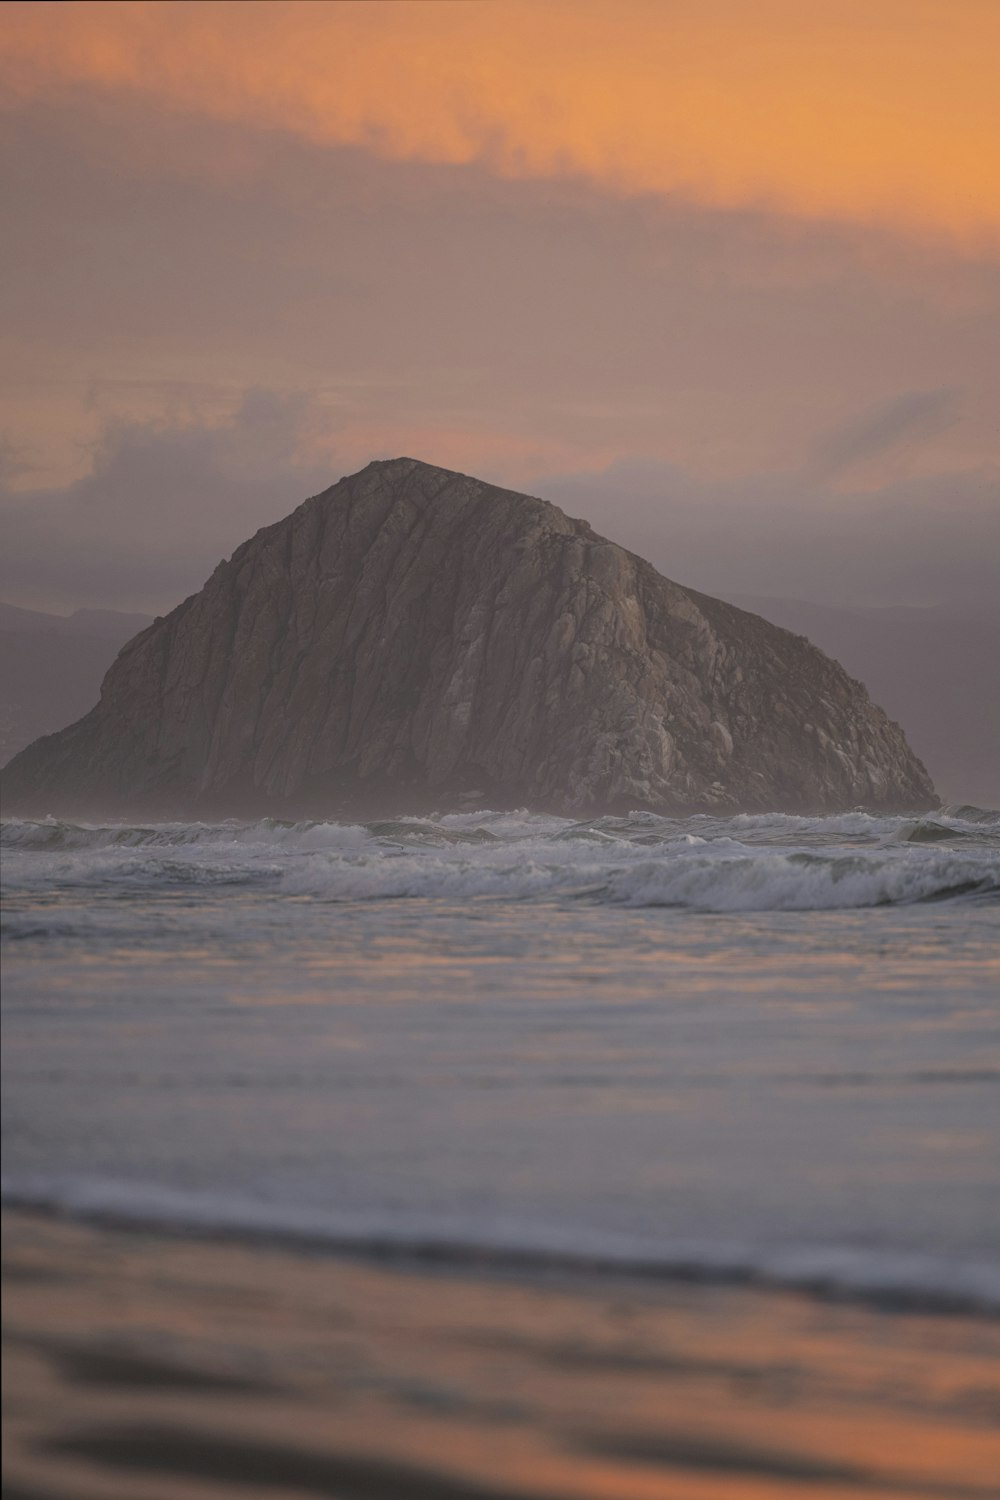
(3, 810, 998, 913)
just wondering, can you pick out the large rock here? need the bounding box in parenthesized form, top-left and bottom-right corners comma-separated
(2, 458, 936, 817)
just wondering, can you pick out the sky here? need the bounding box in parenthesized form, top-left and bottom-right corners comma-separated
(1, 0, 998, 614)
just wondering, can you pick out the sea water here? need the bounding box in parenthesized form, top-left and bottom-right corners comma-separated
(3, 807, 999, 1311)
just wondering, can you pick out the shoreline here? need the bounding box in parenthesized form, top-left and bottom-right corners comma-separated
(5, 1207, 1000, 1500)
(5, 1189, 1000, 1321)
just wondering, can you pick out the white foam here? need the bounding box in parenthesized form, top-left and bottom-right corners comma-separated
(5, 1172, 999, 1314)
(3, 814, 997, 911)
(604, 850, 999, 911)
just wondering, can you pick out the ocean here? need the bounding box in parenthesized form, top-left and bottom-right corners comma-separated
(3, 806, 999, 1314)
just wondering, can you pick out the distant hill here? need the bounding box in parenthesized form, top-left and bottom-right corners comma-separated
(0, 604, 153, 767)
(725, 595, 999, 808)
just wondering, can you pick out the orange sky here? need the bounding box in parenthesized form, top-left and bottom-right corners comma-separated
(1, 0, 997, 615)
(3, 0, 999, 243)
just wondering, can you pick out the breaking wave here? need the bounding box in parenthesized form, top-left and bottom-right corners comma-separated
(5, 1174, 999, 1316)
(3, 809, 998, 914)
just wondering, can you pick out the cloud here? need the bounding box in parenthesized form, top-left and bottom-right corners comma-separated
(1, 81, 996, 619)
(1, 388, 997, 616)
(5, 103, 996, 507)
(540, 451, 1000, 609)
(2, 0, 998, 241)
(0, 392, 339, 612)
(0, 438, 33, 488)
(810, 387, 964, 479)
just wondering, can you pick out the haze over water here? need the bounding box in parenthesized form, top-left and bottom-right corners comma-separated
(4, 806, 999, 1312)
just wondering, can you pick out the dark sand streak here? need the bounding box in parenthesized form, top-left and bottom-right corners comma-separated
(45, 1425, 568, 1500)
(575, 1429, 998, 1496)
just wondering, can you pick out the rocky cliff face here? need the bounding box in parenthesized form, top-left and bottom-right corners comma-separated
(2, 458, 936, 817)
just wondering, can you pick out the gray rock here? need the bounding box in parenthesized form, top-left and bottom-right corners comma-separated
(1, 458, 936, 817)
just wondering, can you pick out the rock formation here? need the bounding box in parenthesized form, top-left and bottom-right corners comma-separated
(2, 458, 936, 817)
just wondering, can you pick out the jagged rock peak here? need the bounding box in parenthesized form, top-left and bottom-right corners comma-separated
(2, 458, 936, 817)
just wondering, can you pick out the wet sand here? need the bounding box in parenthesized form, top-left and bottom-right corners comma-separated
(3, 1209, 1000, 1500)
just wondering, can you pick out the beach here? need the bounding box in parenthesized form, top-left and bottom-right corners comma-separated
(3, 808, 999, 1496)
(5, 1208, 1000, 1500)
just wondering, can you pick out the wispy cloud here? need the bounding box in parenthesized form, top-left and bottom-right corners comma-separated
(0, 392, 337, 612)
(540, 449, 1000, 609)
(2, 0, 998, 240)
(809, 388, 964, 479)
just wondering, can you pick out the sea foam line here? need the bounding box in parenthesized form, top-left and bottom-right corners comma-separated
(4, 1175, 999, 1317)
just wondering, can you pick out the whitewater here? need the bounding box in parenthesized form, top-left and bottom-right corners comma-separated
(3, 806, 999, 1312)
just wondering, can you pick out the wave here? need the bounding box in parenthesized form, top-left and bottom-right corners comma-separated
(268, 847, 998, 910)
(5, 1174, 998, 1316)
(0, 815, 371, 853)
(939, 802, 1000, 825)
(3, 812, 998, 913)
(604, 850, 997, 910)
(5, 805, 997, 853)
